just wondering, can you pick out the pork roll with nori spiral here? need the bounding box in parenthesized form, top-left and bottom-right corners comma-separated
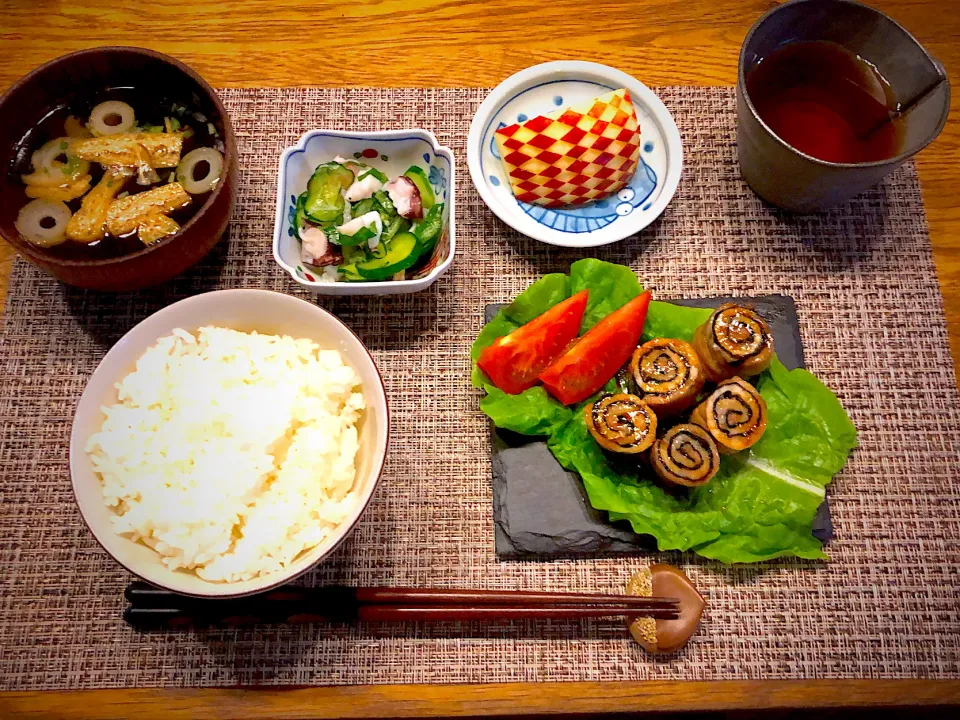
(630, 338, 706, 416)
(649, 423, 720, 487)
(690, 376, 767, 454)
(585, 394, 658, 454)
(692, 304, 773, 382)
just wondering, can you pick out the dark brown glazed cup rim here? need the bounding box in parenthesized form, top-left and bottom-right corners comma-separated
(737, 0, 951, 170)
(0, 45, 236, 268)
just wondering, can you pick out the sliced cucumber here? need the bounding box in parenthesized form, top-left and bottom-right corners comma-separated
(403, 166, 435, 210)
(337, 264, 364, 281)
(342, 244, 368, 264)
(330, 163, 355, 187)
(356, 231, 420, 280)
(304, 162, 354, 224)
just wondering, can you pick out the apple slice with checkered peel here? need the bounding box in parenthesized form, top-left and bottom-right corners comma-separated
(494, 88, 641, 209)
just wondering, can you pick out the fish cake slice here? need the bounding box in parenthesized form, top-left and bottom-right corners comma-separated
(25, 174, 92, 202)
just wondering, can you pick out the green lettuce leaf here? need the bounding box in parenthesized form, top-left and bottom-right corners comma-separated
(642, 301, 711, 342)
(549, 410, 831, 562)
(473, 262, 857, 563)
(751, 357, 858, 484)
(570, 258, 642, 330)
(480, 385, 572, 436)
(503, 273, 570, 325)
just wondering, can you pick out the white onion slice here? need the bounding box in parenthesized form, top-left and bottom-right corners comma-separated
(88, 101, 136, 136)
(176, 147, 223, 195)
(14, 199, 73, 248)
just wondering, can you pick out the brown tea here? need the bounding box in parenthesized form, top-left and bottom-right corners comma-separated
(746, 40, 903, 163)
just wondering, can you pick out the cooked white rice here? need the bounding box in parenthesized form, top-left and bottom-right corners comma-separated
(85, 326, 365, 583)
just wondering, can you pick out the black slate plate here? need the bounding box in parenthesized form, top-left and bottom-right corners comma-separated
(487, 295, 833, 560)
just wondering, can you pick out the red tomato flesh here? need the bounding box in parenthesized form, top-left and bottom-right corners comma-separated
(477, 290, 589, 395)
(539, 291, 652, 405)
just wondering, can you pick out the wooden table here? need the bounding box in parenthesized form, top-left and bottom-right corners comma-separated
(1, 1, 958, 717)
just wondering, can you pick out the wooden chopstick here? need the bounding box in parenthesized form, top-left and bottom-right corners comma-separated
(124, 581, 680, 630)
(353, 587, 677, 607)
(355, 605, 681, 621)
(124, 604, 680, 630)
(125, 582, 679, 610)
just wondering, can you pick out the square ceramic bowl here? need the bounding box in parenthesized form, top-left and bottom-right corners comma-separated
(70, 289, 389, 598)
(273, 129, 455, 295)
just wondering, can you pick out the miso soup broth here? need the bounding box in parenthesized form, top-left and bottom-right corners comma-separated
(10, 87, 226, 260)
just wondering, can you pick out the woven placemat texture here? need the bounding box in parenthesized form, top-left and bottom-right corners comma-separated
(0, 87, 958, 689)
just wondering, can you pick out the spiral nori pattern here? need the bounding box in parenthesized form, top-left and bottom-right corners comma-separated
(630, 338, 705, 416)
(649, 423, 720, 487)
(693, 304, 773, 382)
(585, 393, 658, 454)
(690, 376, 767, 454)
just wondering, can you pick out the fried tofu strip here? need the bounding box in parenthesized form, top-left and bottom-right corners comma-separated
(137, 211, 181, 245)
(105, 182, 190, 238)
(71, 132, 183, 169)
(65, 168, 129, 243)
(25, 174, 92, 202)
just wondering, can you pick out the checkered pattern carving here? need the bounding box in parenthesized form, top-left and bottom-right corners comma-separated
(494, 88, 641, 208)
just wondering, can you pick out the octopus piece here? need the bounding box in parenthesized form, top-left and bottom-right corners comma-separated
(65, 168, 130, 243)
(385, 176, 423, 219)
(71, 132, 183, 170)
(343, 172, 383, 202)
(105, 182, 190, 239)
(301, 226, 343, 267)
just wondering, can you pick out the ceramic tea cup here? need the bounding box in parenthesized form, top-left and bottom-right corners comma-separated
(736, 0, 949, 213)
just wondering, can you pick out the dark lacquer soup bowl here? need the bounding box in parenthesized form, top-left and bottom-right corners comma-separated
(0, 47, 237, 291)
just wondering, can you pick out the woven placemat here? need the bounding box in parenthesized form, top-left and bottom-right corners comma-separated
(0, 87, 958, 690)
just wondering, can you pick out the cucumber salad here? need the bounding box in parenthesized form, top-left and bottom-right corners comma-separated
(292, 156, 445, 282)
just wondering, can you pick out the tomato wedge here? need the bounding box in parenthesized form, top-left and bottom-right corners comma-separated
(477, 290, 589, 395)
(539, 291, 652, 405)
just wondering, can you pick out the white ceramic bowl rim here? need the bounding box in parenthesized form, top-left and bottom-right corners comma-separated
(467, 61, 684, 248)
(272, 128, 456, 293)
(69, 289, 390, 598)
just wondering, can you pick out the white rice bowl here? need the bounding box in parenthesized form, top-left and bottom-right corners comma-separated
(85, 326, 365, 583)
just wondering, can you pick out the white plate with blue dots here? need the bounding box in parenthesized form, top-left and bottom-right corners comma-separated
(467, 61, 682, 248)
